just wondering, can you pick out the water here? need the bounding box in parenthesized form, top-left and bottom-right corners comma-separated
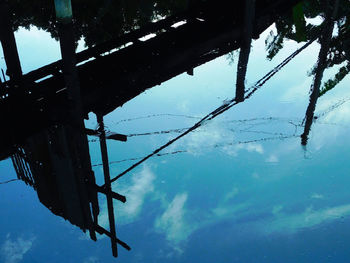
(1, 0, 350, 262)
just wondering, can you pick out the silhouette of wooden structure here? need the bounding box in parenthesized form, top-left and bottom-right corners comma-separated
(2, 0, 130, 257)
(11, 124, 131, 251)
(0, 0, 302, 258)
(0, 0, 300, 159)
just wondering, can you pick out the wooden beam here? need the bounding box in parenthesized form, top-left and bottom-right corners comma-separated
(85, 128, 127, 142)
(94, 224, 131, 251)
(97, 113, 119, 257)
(95, 184, 126, 203)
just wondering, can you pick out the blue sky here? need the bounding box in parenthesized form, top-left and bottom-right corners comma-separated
(1, 20, 350, 262)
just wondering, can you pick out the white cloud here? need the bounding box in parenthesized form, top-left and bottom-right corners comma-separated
(306, 99, 350, 150)
(99, 166, 156, 226)
(272, 205, 283, 215)
(154, 193, 193, 245)
(210, 188, 248, 218)
(180, 121, 228, 155)
(1, 235, 36, 263)
(223, 187, 239, 202)
(222, 142, 264, 156)
(84, 256, 100, 263)
(177, 100, 190, 113)
(280, 78, 311, 102)
(311, 193, 324, 199)
(118, 166, 155, 217)
(266, 154, 279, 163)
(318, 99, 350, 125)
(211, 202, 250, 219)
(246, 143, 264, 154)
(252, 172, 260, 179)
(167, 117, 266, 158)
(263, 204, 350, 235)
(154, 188, 251, 254)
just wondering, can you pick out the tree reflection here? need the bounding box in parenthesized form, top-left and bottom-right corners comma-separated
(265, 0, 350, 95)
(301, 0, 340, 145)
(8, 0, 189, 47)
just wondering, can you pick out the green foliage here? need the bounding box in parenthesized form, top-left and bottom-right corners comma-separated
(266, 0, 350, 94)
(319, 62, 350, 96)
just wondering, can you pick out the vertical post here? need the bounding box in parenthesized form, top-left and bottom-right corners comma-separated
(301, 0, 339, 145)
(1, 0, 25, 178)
(0, 0, 22, 80)
(54, 0, 83, 119)
(235, 0, 255, 102)
(54, 0, 97, 241)
(97, 113, 118, 257)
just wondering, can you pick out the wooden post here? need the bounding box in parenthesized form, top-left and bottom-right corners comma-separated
(0, 0, 22, 80)
(236, 0, 255, 102)
(97, 113, 119, 257)
(54, 0, 97, 241)
(54, 0, 83, 118)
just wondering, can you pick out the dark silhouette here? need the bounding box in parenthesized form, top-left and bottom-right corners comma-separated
(1, 0, 347, 259)
(0, 0, 300, 160)
(0, 1, 22, 80)
(236, 0, 255, 102)
(301, 0, 340, 145)
(265, 0, 350, 96)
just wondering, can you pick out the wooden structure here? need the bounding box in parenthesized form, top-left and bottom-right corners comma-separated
(0, 0, 304, 258)
(0, 0, 300, 159)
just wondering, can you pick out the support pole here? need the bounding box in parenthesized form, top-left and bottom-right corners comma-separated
(97, 113, 118, 257)
(301, 0, 339, 145)
(235, 0, 255, 102)
(54, 0, 83, 119)
(54, 0, 97, 241)
(0, 0, 22, 80)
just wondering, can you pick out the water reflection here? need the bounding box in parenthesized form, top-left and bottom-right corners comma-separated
(0, 0, 349, 261)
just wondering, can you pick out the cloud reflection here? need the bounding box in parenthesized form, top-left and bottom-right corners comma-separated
(262, 204, 350, 235)
(99, 166, 156, 227)
(1, 234, 36, 263)
(155, 193, 193, 246)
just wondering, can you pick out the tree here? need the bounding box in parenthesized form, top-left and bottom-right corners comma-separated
(265, 0, 350, 95)
(7, 0, 189, 48)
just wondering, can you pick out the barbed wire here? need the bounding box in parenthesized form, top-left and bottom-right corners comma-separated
(0, 179, 19, 185)
(100, 39, 316, 185)
(92, 134, 299, 167)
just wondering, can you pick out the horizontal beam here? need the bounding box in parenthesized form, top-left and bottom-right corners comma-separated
(95, 185, 126, 203)
(85, 128, 127, 142)
(94, 224, 131, 251)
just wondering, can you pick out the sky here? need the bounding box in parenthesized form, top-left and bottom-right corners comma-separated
(1, 19, 350, 263)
